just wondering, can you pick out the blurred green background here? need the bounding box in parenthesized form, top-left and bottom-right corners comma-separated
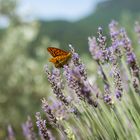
(0, 0, 140, 138)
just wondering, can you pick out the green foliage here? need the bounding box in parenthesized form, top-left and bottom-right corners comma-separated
(62, 94, 140, 140)
(0, 14, 58, 140)
(0, 22, 36, 130)
(0, 0, 17, 16)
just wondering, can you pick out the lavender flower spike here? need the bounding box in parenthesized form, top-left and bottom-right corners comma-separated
(69, 44, 87, 80)
(109, 20, 122, 57)
(134, 21, 140, 44)
(97, 27, 109, 63)
(44, 65, 69, 106)
(109, 20, 119, 41)
(35, 112, 52, 140)
(120, 28, 140, 78)
(22, 116, 36, 140)
(64, 65, 98, 107)
(89, 36, 102, 61)
(7, 125, 15, 140)
(88, 27, 109, 62)
(41, 98, 57, 126)
(120, 28, 140, 94)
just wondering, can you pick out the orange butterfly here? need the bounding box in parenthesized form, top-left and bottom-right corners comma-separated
(47, 47, 72, 68)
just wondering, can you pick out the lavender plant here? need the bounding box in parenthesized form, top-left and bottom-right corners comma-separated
(22, 116, 36, 140)
(4, 21, 140, 140)
(7, 125, 16, 140)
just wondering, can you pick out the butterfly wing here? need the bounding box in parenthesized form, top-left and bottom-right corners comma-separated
(49, 52, 72, 68)
(47, 47, 68, 57)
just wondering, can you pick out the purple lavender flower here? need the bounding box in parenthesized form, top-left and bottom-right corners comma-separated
(41, 98, 57, 126)
(109, 20, 122, 57)
(89, 24, 123, 102)
(44, 65, 69, 106)
(7, 125, 15, 140)
(64, 65, 84, 99)
(109, 22, 129, 99)
(41, 99, 69, 139)
(134, 21, 140, 44)
(97, 27, 109, 63)
(89, 34, 111, 64)
(115, 90, 122, 99)
(88, 36, 102, 61)
(64, 65, 98, 107)
(97, 27, 106, 50)
(69, 45, 87, 80)
(120, 28, 140, 93)
(50, 100, 72, 120)
(109, 20, 119, 41)
(88, 29, 114, 104)
(109, 53, 123, 100)
(127, 52, 136, 64)
(52, 68, 64, 89)
(103, 85, 112, 105)
(22, 116, 36, 140)
(35, 112, 52, 140)
(104, 94, 112, 104)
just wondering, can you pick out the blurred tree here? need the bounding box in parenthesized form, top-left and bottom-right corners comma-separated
(0, 0, 21, 25)
(0, 0, 58, 139)
(0, 0, 17, 17)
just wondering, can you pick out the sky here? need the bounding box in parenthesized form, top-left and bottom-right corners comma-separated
(0, 0, 102, 27)
(18, 0, 102, 21)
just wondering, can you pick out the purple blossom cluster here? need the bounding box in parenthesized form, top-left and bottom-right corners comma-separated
(135, 21, 140, 44)
(35, 112, 54, 140)
(120, 28, 140, 94)
(22, 116, 36, 140)
(64, 46, 98, 107)
(41, 98, 58, 126)
(7, 125, 16, 140)
(4, 20, 140, 140)
(89, 20, 140, 103)
(44, 65, 70, 106)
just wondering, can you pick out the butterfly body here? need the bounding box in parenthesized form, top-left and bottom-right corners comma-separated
(47, 47, 72, 68)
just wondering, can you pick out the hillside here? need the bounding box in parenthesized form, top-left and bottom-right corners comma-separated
(38, 0, 140, 53)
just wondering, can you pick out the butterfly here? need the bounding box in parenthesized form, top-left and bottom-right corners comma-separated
(47, 47, 72, 68)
